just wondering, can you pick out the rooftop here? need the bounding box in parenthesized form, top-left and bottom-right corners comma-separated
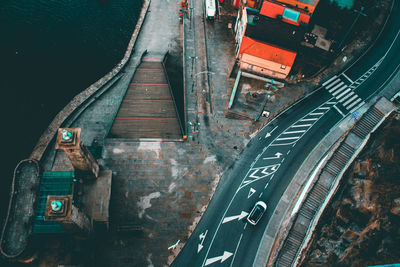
(260, 1, 310, 26)
(239, 36, 297, 66)
(245, 8, 306, 52)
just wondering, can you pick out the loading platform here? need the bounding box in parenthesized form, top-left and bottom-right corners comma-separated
(108, 53, 183, 140)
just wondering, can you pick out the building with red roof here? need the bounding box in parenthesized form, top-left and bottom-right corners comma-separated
(260, 0, 310, 26)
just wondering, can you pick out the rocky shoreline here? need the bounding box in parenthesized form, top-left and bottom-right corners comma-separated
(299, 113, 400, 266)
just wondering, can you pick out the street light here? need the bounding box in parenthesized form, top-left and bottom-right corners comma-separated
(338, 6, 367, 50)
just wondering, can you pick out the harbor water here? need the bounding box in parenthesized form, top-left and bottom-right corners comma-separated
(0, 0, 143, 239)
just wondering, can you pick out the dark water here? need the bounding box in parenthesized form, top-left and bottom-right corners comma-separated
(0, 0, 142, 232)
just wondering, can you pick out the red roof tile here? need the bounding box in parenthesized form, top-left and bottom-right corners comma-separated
(239, 36, 297, 67)
(260, 1, 310, 26)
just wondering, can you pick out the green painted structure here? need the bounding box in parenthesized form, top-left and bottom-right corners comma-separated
(33, 171, 75, 234)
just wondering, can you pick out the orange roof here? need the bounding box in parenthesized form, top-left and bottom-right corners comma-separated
(260, 1, 310, 26)
(239, 36, 297, 67)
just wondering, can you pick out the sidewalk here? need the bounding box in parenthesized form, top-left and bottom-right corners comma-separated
(25, 0, 397, 266)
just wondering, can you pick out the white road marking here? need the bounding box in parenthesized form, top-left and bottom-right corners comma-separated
(341, 73, 354, 83)
(259, 192, 263, 198)
(326, 101, 337, 104)
(299, 118, 318, 122)
(248, 188, 256, 198)
(339, 91, 354, 103)
(349, 101, 365, 114)
(332, 85, 348, 96)
(265, 125, 278, 139)
(322, 75, 337, 86)
(328, 81, 344, 93)
(333, 105, 345, 117)
(287, 150, 291, 155)
(309, 112, 324, 115)
(325, 78, 341, 89)
(263, 152, 283, 160)
(283, 130, 306, 134)
(205, 251, 233, 266)
(276, 136, 300, 141)
(291, 124, 312, 128)
(346, 97, 362, 109)
(317, 107, 330, 110)
(335, 88, 351, 99)
(243, 223, 247, 230)
(222, 211, 249, 224)
(230, 235, 243, 267)
(343, 94, 358, 107)
(198, 230, 208, 253)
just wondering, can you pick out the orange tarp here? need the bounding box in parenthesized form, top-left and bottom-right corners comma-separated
(239, 36, 297, 67)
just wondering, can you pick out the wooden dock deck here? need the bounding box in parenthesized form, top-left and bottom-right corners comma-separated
(108, 58, 182, 140)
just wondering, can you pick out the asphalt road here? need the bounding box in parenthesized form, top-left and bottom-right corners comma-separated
(172, 1, 400, 266)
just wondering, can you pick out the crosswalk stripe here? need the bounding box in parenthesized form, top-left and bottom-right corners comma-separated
(328, 82, 344, 92)
(343, 95, 358, 106)
(300, 118, 318, 122)
(346, 98, 362, 110)
(326, 101, 336, 104)
(335, 88, 351, 99)
(309, 112, 324, 115)
(318, 107, 330, 110)
(339, 91, 354, 103)
(332, 85, 348, 96)
(291, 124, 312, 128)
(276, 136, 300, 141)
(349, 101, 365, 114)
(325, 79, 340, 89)
(322, 75, 338, 86)
(283, 130, 306, 134)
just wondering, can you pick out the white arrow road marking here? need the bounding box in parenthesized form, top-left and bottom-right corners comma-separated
(205, 251, 233, 266)
(222, 211, 249, 224)
(239, 164, 280, 190)
(168, 240, 180, 250)
(265, 126, 278, 138)
(198, 230, 208, 253)
(263, 152, 283, 160)
(248, 188, 256, 198)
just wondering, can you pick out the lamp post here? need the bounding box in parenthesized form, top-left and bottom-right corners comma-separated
(338, 6, 367, 50)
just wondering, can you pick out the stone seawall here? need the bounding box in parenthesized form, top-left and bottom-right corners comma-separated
(29, 0, 151, 161)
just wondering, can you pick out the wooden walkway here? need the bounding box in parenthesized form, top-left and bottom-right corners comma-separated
(108, 58, 182, 139)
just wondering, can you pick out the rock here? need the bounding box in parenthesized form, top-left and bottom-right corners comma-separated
(390, 198, 400, 216)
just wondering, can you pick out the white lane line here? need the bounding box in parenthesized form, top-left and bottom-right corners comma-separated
(300, 118, 318, 122)
(309, 112, 324, 115)
(317, 107, 330, 110)
(291, 124, 312, 128)
(326, 101, 337, 104)
(259, 192, 263, 198)
(332, 85, 348, 96)
(287, 150, 291, 155)
(322, 75, 338, 86)
(343, 94, 358, 106)
(283, 130, 306, 134)
(333, 105, 345, 117)
(349, 101, 365, 114)
(276, 136, 300, 141)
(339, 91, 354, 103)
(328, 81, 344, 93)
(271, 141, 296, 147)
(281, 158, 285, 163)
(341, 73, 354, 83)
(335, 88, 351, 99)
(346, 98, 362, 110)
(230, 234, 244, 267)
